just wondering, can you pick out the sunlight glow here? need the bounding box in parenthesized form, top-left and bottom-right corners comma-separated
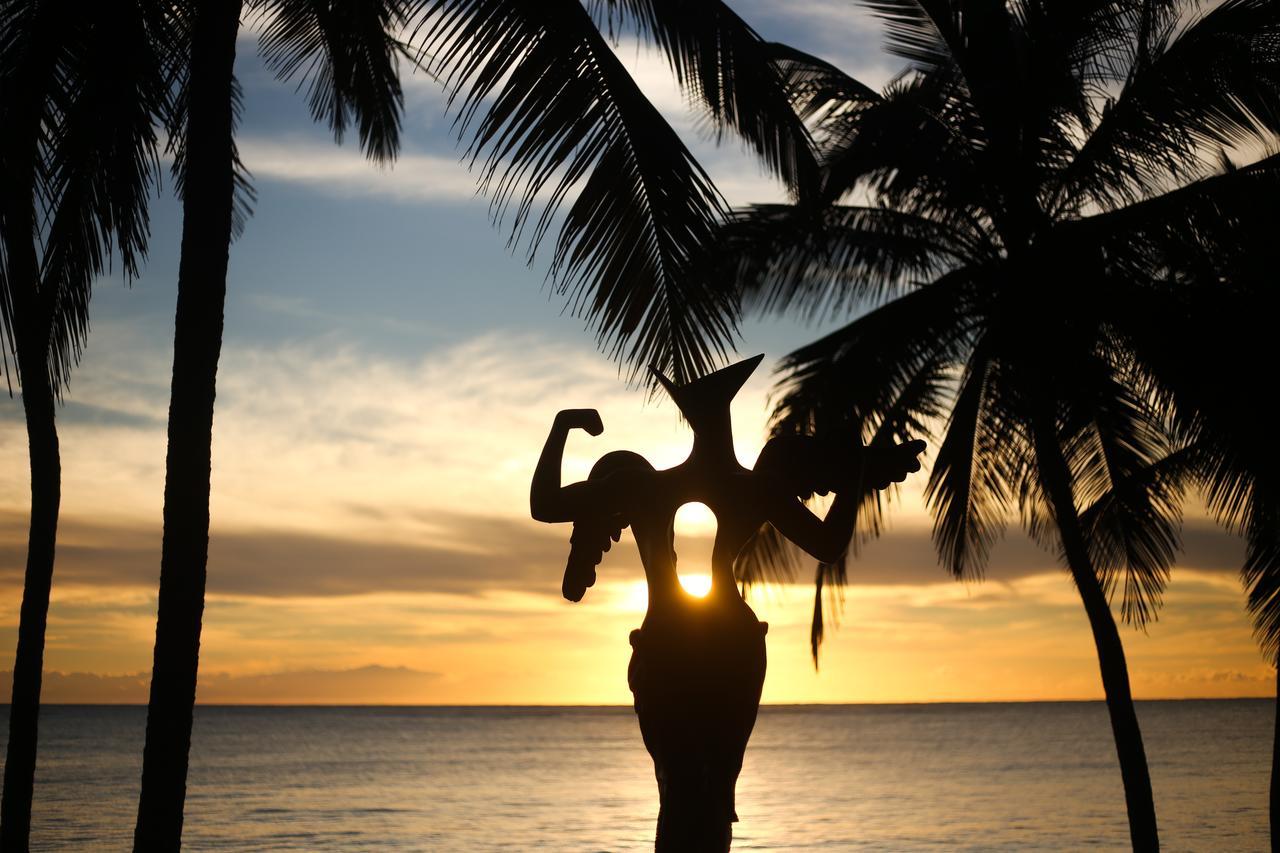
(621, 580, 649, 612)
(679, 573, 712, 598)
(673, 501, 717, 537)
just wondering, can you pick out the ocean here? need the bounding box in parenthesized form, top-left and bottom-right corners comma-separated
(1, 700, 1270, 850)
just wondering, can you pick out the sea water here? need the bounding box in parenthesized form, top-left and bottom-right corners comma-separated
(1, 700, 1270, 850)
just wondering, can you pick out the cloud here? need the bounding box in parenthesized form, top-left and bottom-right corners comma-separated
(235, 34, 793, 210)
(0, 664, 443, 704)
(238, 136, 485, 204)
(0, 506, 1246, 601)
(0, 399, 163, 430)
(732, 0, 903, 87)
(0, 508, 650, 598)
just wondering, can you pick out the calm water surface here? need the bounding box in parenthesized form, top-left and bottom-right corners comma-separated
(1, 700, 1270, 850)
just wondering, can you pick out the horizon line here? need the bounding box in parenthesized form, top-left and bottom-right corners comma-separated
(12, 696, 1271, 709)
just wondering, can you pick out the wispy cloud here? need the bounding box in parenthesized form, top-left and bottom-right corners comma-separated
(239, 136, 485, 204)
(0, 664, 443, 704)
(0, 506, 1244, 603)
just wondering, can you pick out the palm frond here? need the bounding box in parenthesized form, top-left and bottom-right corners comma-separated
(410, 0, 736, 382)
(863, 0, 1026, 174)
(735, 521, 800, 589)
(1067, 150, 1280, 258)
(764, 42, 878, 125)
(809, 556, 847, 665)
(718, 203, 976, 320)
(37, 0, 167, 393)
(0, 0, 67, 382)
(254, 0, 408, 163)
(590, 0, 819, 198)
(925, 345, 1017, 579)
(816, 69, 994, 224)
(1, 0, 169, 392)
(1069, 371, 1185, 627)
(770, 267, 976, 437)
(1031, 0, 1174, 87)
(1053, 0, 1280, 213)
(1242, 491, 1280, 664)
(861, 0, 958, 71)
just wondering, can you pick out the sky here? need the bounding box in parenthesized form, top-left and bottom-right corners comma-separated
(0, 0, 1269, 705)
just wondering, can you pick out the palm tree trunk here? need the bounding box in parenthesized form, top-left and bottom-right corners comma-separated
(1032, 414, 1159, 852)
(1271, 664, 1278, 853)
(133, 2, 241, 849)
(0, 213, 60, 853)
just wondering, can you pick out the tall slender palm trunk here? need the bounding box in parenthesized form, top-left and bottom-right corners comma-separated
(1272, 665, 1278, 852)
(1032, 415, 1159, 852)
(133, 2, 242, 849)
(0, 204, 60, 853)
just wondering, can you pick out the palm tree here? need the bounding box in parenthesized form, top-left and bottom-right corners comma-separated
(1119, 200, 1280, 843)
(0, 1, 166, 847)
(133, 2, 407, 848)
(714, 2, 1280, 849)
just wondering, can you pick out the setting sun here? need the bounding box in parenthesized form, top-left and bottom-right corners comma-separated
(678, 573, 713, 598)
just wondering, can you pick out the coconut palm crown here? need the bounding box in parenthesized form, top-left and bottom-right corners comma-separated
(716, 1, 1280, 849)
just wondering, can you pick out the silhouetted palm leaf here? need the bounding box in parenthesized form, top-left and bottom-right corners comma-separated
(409, 0, 736, 382)
(1079, 443, 1196, 627)
(1054, 0, 1280, 212)
(1068, 373, 1183, 627)
(37, 0, 168, 392)
(253, 0, 408, 162)
(591, 0, 819, 197)
(735, 521, 799, 588)
(720, 204, 975, 318)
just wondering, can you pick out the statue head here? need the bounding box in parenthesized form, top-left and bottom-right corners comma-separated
(647, 354, 764, 438)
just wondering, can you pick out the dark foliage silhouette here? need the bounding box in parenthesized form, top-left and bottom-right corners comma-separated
(0, 1, 165, 846)
(1119, 203, 1280, 842)
(712, 2, 1280, 849)
(532, 356, 924, 850)
(406, 0, 817, 383)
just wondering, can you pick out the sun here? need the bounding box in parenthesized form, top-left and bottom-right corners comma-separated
(679, 573, 712, 598)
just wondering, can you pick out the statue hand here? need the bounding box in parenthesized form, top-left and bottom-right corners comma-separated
(556, 408, 604, 436)
(861, 439, 926, 490)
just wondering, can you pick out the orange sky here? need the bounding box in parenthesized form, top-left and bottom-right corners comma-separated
(0, 338, 1269, 704)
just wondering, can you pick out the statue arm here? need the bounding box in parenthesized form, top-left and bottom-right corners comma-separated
(530, 409, 605, 523)
(766, 491, 861, 564)
(764, 439, 927, 562)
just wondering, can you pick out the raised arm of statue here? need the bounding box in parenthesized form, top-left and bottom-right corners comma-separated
(530, 408, 606, 523)
(766, 489, 861, 564)
(756, 436, 926, 563)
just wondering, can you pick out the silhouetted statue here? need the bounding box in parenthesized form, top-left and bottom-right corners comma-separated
(531, 355, 924, 851)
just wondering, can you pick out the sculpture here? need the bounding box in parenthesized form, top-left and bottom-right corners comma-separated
(530, 354, 925, 851)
